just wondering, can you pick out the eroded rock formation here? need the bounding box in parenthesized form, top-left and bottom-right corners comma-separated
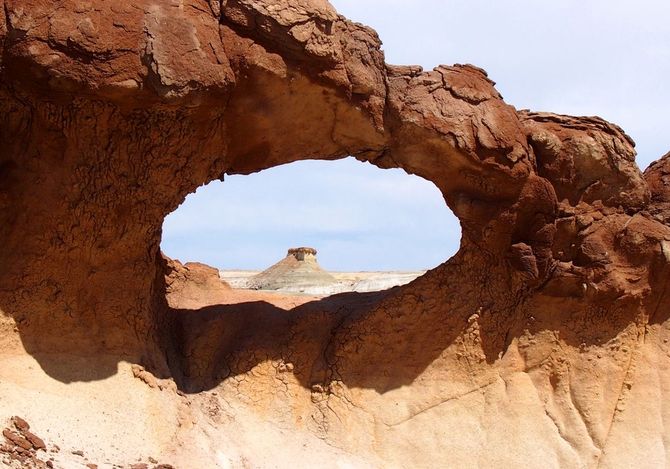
(1, 0, 669, 467)
(247, 247, 337, 291)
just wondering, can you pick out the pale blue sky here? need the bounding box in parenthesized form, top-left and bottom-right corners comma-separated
(161, 0, 670, 271)
(162, 159, 459, 271)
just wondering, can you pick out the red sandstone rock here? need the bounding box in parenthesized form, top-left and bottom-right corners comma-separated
(129, 463, 148, 469)
(23, 431, 46, 451)
(3, 429, 32, 451)
(11, 416, 29, 433)
(520, 111, 650, 210)
(645, 150, 670, 223)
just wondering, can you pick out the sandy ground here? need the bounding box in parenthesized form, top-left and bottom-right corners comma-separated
(0, 311, 377, 468)
(0, 354, 180, 467)
(0, 352, 378, 468)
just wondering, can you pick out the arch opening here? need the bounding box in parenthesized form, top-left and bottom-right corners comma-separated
(161, 157, 461, 300)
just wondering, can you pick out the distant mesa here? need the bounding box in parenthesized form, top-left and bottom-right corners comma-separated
(226, 247, 425, 296)
(247, 247, 337, 292)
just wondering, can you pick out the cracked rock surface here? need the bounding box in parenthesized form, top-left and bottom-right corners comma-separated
(1, 0, 670, 467)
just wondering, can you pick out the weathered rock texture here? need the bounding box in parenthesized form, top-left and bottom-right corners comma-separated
(1, 0, 670, 467)
(164, 259, 232, 310)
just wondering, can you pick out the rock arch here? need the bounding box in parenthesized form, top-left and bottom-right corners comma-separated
(0, 0, 555, 359)
(1, 1, 669, 465)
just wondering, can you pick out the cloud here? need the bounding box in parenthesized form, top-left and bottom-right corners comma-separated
(164, 159, 449, 234)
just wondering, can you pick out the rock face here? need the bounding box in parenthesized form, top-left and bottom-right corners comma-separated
(164, 258, 232, 310)
(1, 0, 670, 467)
(247, 247, 337, 292)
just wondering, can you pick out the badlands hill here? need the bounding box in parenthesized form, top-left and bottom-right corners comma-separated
(247, 247, 338, 292)
(222, 247, 424, 295)
(1, 0, 670, 467)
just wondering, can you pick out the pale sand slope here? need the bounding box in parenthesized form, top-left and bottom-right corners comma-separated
(0, 354, 377, 469)
(0, 312, 378, 468)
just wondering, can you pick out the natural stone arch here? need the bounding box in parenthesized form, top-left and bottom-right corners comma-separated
(0, 0, 561, 367)
(1, 5, 668, 465)
(2, 0, 670, 466)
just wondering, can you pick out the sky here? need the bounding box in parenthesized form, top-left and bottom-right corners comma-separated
(161, 0, 670, 272)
